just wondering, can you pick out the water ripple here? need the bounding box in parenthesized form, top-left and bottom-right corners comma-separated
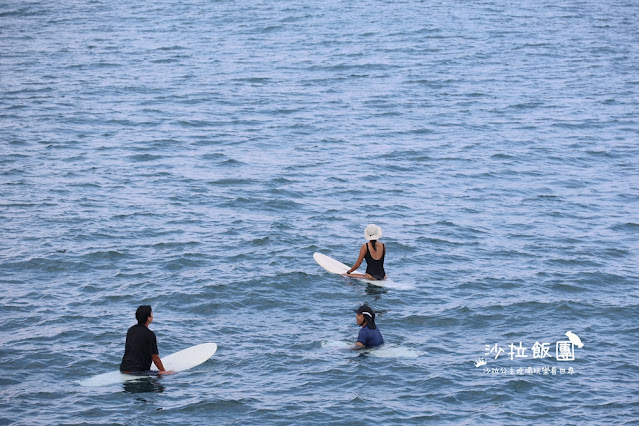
(1, 0, 638, 424)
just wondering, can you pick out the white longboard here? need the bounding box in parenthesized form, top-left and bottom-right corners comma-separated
(79, 342, 217, 387)
(313, 252, 386, 286)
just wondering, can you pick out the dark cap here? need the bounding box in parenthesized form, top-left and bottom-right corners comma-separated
(353, 304, 375, 321)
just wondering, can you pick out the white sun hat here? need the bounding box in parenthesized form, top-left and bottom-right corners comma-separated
(364, 224, 382, 241)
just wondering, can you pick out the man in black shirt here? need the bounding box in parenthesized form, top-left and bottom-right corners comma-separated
(120, 305, 172, 375)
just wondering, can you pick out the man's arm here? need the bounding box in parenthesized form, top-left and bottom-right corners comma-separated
(152, 354, 174, 375)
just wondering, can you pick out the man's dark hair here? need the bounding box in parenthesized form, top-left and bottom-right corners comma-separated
(135, 305, 152, 325)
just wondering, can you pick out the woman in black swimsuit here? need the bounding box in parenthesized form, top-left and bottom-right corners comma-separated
(345, 224, 386, 280)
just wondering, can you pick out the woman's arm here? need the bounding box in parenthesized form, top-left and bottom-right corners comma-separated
(346, 244, 367, 274)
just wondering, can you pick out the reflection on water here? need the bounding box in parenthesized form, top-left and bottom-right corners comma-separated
(343, 278, 389, 297)
(365, 283, 389, 296)
(123, 378, 165, 394)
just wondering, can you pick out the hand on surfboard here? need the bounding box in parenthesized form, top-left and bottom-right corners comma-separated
(158, 370, 176, 375)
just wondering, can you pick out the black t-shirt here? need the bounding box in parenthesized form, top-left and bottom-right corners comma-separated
(119, 324, 159, 372)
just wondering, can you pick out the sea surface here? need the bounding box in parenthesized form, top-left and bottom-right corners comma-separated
(1, 0, 638, 424)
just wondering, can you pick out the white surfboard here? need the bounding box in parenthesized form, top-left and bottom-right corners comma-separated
(313, 252, 385, 286)
(314, 252, 353, 275)
(149, 342, 217, 372)
(79, 342, 217, 387)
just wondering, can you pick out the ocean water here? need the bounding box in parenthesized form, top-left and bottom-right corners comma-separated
(1, 0, 638, 424)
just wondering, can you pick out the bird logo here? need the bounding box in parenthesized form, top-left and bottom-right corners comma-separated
(565, 331, 584, 348)
(474, 357, 487, 367)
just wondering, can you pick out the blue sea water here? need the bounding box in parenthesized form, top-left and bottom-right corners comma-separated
(1, 0, 638, 423)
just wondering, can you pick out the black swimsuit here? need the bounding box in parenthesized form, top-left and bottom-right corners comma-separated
(365, 242, 385, 280)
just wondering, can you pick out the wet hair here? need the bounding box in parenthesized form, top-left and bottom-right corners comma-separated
(136, 305, 152, 325)
(370, 240, 377, 249)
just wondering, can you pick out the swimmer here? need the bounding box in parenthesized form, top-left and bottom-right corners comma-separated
(345, 224, 386, 280)
(353, 304, 384, 348)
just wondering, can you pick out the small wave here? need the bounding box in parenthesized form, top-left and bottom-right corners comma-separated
(367, 345, 423, 358)
(0, 257, 88, 272)
(321, 340, 351, 350)
(376, 278, 415, 291)
(164, 255, 208, 271)
(150, 58, 181, 64)
(321, 341, 423, 358)
(0, 8, 48, 17)
(260, 25, 283, 33)
(207, 178, 257, 186)
(81, 250, 128, 261)
(155, 45, 187, 51)
(611, 222, 639, 232)
(551, 282, 587, 293)
(176, 119, 214, 127)
(232, 77, 272, 84)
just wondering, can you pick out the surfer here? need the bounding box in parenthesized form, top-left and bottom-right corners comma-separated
(353, 304, 384, 348)
(120, 305, 173, 375)
(345, 224, 386, 280)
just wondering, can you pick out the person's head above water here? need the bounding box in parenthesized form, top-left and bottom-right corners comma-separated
(135, 305, 153, 326)
(353, 304, 377, 329)
(364, 224, 382, 241)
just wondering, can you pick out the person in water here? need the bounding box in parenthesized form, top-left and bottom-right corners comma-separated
(353, 304, 384, 348)
(120, 305, 173, 375)
(345, 224, 386, 280)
